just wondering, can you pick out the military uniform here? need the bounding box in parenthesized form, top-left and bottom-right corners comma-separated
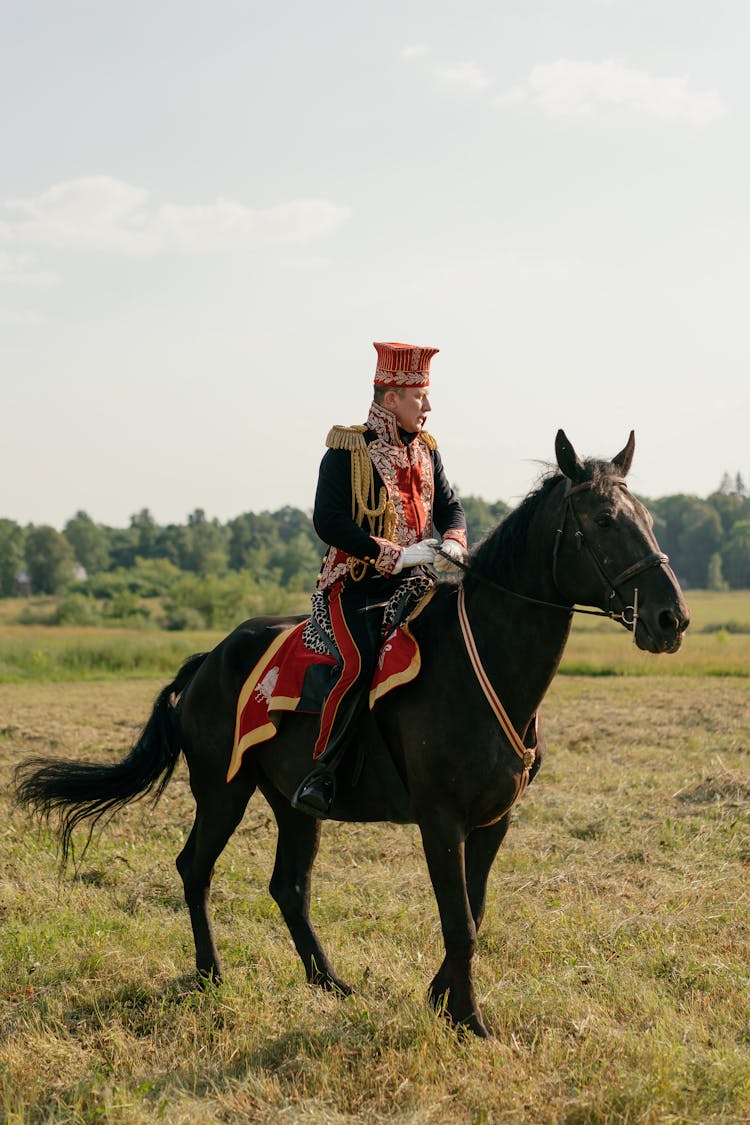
(292, 342, 467, 816)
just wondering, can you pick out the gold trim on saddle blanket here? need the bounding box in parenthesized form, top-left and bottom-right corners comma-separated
(226, 587, 439, 783)
(368, 585, 437, 708)
(226, 622, 303, 782)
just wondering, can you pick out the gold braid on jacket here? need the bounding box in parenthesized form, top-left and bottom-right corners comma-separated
(326, 425, 395, 580)
(325, 424, 438, 581)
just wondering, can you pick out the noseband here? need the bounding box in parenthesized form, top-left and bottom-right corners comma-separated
(551, 478, 669, 626)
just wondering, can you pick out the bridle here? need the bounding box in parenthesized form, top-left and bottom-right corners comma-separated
(439, 475, 669, 633)
(551, 478, 668, 628)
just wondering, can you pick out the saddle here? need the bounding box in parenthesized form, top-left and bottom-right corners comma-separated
(226, 588, 436, 782)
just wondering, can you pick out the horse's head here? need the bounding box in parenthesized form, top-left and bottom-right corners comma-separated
(552, 430, 690, 653)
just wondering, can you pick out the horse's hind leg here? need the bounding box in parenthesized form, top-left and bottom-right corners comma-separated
(176, 773, 255, 981)
(261, 781, 352, 995)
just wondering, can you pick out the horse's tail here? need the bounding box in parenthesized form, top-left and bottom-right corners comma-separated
(14, 651, 209, 863)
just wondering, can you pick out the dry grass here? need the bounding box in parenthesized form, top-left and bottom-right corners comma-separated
(1, 668, 749, 1123)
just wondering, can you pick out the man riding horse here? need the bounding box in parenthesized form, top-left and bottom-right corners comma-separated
(291, 341, 469, 817)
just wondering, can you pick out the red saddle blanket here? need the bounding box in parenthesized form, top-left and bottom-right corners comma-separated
(227, 590, 435, 782)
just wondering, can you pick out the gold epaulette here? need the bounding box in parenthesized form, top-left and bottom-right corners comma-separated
(326, 424, 368, 451)
(419, 431, 438, 451)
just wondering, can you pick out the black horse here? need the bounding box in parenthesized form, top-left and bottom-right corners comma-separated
(15, 431, 689, 1038)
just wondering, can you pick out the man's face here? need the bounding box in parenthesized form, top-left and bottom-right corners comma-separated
(386, 386, 432, 433)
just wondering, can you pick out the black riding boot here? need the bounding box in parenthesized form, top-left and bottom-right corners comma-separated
(291, 691, 365, 818)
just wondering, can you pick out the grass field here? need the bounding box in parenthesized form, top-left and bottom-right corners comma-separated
(0, 595, 748, 1122)
(0, 590, 749, 684)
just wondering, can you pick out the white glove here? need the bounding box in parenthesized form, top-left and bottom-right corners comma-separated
(434, 537, 468, 572)
(393, 538, 439, 574)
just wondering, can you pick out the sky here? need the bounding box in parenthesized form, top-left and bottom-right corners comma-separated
(2, 0, 748, 530)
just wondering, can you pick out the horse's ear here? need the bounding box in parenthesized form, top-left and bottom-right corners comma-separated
(612, 430, 635, 476)
(555, 429, 586, 484)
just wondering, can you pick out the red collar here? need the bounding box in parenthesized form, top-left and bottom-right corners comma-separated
(366, 400, 417, 447)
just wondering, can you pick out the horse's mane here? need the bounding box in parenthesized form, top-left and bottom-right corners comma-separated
(467, 458, 622, 583)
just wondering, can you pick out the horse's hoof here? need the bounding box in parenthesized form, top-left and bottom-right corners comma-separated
(327, 978, 353, 997)
(459, 1014, 492, 1039)
(428, 987, 449, 1016)
(428, 973, 450, 1006)
(309, 971, 352, 996)
(196, 966, 223, 989)
(430, 992, 491, 1038)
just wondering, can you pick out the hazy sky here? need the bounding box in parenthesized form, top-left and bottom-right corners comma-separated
(2, 0, 748, 529)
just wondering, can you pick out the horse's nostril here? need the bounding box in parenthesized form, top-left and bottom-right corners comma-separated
(658, 608, 690, 635)
(659, 609, 679, 634)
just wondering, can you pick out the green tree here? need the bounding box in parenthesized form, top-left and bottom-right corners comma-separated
(182, 509, 230, 574)
(106, 525, 142, 569)
(649, 494, 722, 586)
(274, 505, 318, 545)
(130, 508, 160, 558)
(706, 553, 728, 592)
(163, 571, 294, 629)
(270, 532, 321, 590)
(63, 510, 111, 573)
(84, 556, 182, 599)
(675, 502, 723, 587)
(227, 511, 282, 571)
(147, 523, 187, 568)
(721, 520, 750, 588)
(0, 519, 26, 596)
(707, 490, 747, 536)
(459, 495, 510, 546)
(25, 525, 76, 594)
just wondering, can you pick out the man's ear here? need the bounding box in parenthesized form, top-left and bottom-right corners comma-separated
(382, 388, 399, 411)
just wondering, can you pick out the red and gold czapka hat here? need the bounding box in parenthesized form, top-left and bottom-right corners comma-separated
(373, 341, 438, 388)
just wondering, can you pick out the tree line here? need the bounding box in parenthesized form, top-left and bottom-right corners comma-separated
(1, 477, 748, 629)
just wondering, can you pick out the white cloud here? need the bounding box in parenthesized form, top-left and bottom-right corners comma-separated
(5, 177, 158, 255)
(0, 251, 57, 287)
(508, 59, 726, 123)
(1, 176, 351, 258)
(400, 47, 489, 92)
(0, 306, 49, 325)
(495, 86, 528, 107)
(157, 198, 350, 252)
(436, 61, 490, 92)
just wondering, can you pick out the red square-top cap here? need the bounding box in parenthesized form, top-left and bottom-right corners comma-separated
(373, 341, 438, 388)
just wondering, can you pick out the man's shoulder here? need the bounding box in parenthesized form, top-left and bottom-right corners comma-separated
(325, 424, 368, 451)
(323, 424, 439, 452)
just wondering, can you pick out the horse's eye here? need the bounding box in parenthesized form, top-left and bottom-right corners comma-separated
(595, 513, 614, 529)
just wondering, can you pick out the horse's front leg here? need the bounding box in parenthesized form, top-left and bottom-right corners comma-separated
(419, 814, 489, 1038)
(427, 814, 511, 1012)
(465, 813, 512, 927)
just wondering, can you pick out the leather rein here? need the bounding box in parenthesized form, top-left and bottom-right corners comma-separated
(442, 475, 668, 821)
(438, 476, 669, 630)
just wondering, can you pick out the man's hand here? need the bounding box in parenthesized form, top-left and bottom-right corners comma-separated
(434, 537, 468, 573)
(393, 538, 440, 574)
